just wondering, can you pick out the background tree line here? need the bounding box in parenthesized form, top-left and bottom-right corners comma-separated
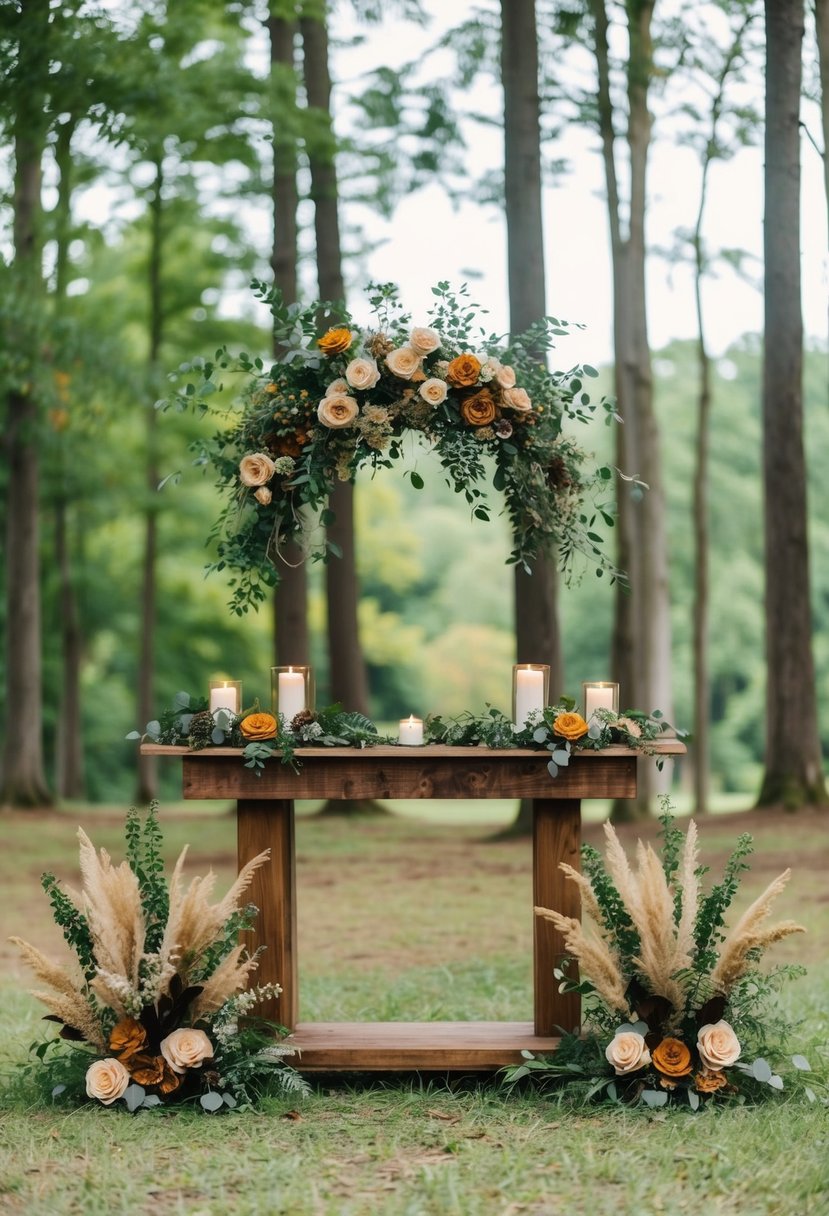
(0, 0, 826, 815)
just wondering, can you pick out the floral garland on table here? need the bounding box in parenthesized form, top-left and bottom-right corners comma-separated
(12, 803, 307, 1112)
(504, 808, 818, 1109)
(132, 692, 681, 776)
(167, 281, 619, 615)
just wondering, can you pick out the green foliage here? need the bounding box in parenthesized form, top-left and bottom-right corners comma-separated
(125, 802, 170, 954)
(40, 873, 96, 981)
(693, 832, 754, 973)
(579, 844, 641, 965)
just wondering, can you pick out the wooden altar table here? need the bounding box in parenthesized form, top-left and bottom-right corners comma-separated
(143, 741, 684, 1071)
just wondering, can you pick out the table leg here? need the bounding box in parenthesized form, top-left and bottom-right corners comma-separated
(238, 798, 297, 1029)
(533, 798, 581, 1036)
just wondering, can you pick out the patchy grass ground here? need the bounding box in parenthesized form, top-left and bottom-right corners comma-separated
(1, 799, 827, 1214)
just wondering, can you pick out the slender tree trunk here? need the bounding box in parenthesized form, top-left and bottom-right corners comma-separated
(301, 3, 370, 716)
(591, 0, 670, 821)
(757, 0, 826, 809)
(135, 160, 164, 804)
(816, 0, 829, 374)
(0, 0, 52, 808)
(52, 116, 87, 800)
(500, 0, 563, 836)
(269, 8, 310, 669)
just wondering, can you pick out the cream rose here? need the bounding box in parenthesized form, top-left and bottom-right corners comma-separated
(325, 377, 350, 396)
(494, 363, 517, 389)
(345, 357, 380, 391)
(409, 326, 441, 357)
(419, 378, 448, 406)
(385, 346, 422, 379)
(318, 393, 359, 428)
(502, 386, 532, 412)
(86, 1057, 130, 1105)
(160, 1028, 215, 1074)
(697, 1020, 741, 1071)
(254, 486, 272, 506)
(239, 452, 276, 486)
(605, 1030, 651, 1075)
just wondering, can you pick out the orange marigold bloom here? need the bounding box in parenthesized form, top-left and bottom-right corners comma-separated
(552, 711, 589, 742)
(695, 1068, 728, 1094)
(108, 1016, 147, 1061)
(239, 712, 278, 741)
(317, 327, 353, 356)
(446, 353, 482, 387)
(652, 1037, 693, 1078)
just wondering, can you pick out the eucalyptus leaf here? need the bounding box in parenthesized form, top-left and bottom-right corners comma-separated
(124, 1083, 146, 1113)
(751, 1057, 772, 1084)
(547, 760, 559, 778)
(221, 1092, 238, 1108)
(178, 714, 193, 735)
(641, 1089, 669, 1108)
(200, 1091, 224, 1113)
(588, 722, 603, 739)
(552, 749, 570, 766)
(211, 727, 226, 745)
(805, 1086, 816, 1103)
(141, 1094, 163, 1108)
(124, 730, 141, 740)
(51, 1084, 67, 1097)
(173, 691, 191, 708)
(146, 721, 161, 741)
(767, 1074, 784, 1090)
(791, 1055, 811, 1071)
(533, 727, 549, 743)
(688, 1089, 700, 1111)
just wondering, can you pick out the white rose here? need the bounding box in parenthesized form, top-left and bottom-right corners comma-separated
(419, 378, 448, 406)
(605, 1030, 651, 1075)
(317, 394, 359, 428)
(495, 363, 517, 389)
(325, 377, 350, 396)
(86, 1057, 130, 1105)
(409, 326, 441, 357)
(345, 357, 380, 391)
(239, 452, 276, 486)
(697, 1020, 741, 1071)
(254, 486, 272, 506)
(160, 1027, 215, 1074)
(478, 358, 500, 384)
(385, 346, 422, 380)
(502, 386, 532, 412)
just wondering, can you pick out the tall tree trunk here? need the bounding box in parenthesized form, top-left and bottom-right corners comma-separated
(301, 2, 369, 715)
(53, 116, 87, 800)
(501, 0, 563, 836)
(135, 160, 164, 804)
(757, 0, 826, 809)
(591, 0, 671, 821)
(0, 0, 53, 808)
(269, 7, 309, 670)
(816, 0, 829, 374)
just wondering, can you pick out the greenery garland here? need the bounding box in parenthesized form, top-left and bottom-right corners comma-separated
(166, 281, 621, 614)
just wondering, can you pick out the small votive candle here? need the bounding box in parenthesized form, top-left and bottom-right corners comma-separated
(399, 714, 424, 746)
(582, 681, 620, 720)
(271, 665, 314, 723)
(209, 679, 242, 716)
(512, 663, 550, 727)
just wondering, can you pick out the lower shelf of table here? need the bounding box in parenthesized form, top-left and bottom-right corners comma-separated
(287, 1021, 561, 1071)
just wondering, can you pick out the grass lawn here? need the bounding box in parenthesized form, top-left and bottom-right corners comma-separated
(1, 798, 827, 1215)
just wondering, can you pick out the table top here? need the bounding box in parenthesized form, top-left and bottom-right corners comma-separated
(141, 740, 685, 801)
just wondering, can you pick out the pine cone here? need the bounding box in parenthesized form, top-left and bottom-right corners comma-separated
(290, 709, 317, 733)
(188, 710, 216, 751)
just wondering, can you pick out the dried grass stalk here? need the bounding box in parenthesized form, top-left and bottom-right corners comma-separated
(711, 869, 805, 993)
(675, 818, 700, 967)
(631, 843, 686, 1013)
(189, 945, 261, 1019)
(77, 828, 144, 995)
(10, 937, 105, 1048)
(534, 905, 630, 1016)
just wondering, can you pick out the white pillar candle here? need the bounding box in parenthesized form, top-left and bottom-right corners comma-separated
(584, 683, 619, 719)
(514, 667, 545, 727)
(209, 682, 239, 715)
(399, 715, 424, 746)
(278, 667, 306, 722)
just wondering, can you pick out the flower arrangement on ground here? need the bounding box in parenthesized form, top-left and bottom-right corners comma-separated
(169, 281, 618, 613)
(12, 803, 307, 1112)
(505, 808, 814, 1108)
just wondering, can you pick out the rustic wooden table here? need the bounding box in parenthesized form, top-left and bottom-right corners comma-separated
(143, 741, 684, 1071)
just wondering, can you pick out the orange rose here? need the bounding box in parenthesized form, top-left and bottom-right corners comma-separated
(652, 1037, 692, 1078)
(694, 1068, 728, 1094)
(460, 388, 497, 427)
(317, 327, 353, 356)
(446, 353, 482, 387)
(553, 711, 589, 741)
(239, 712, 278, 740)
(109, 1016, 147, 1061)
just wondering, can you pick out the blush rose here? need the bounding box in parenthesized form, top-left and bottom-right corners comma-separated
(239, 453, 276, 487)
(697, 1020, 741, 1071)
(86, 1057, 130, 1105)
(605, 1030, 651, 1075)
(318, 394, 359, 428)
(160, 1028, 215, 1074)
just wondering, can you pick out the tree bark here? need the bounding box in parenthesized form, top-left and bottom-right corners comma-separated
(269, 7, 310, 669)
(0, 0, 53, 808)
(135, 159, 164, 804)
(816, 0, 829, 360)
(500, 0, 563, 836)
(757, 0, 826, 809)
(301, 3, 370, 715)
